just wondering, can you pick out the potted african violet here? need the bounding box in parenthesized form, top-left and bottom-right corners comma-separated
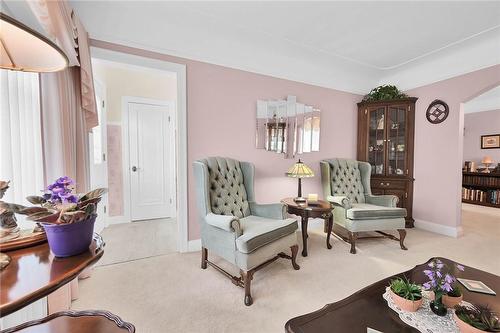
(454, 304, 500, 333)
(6, 176, 106, 257)
(443, 283, 463, 308)
(388, 277, 423, 312)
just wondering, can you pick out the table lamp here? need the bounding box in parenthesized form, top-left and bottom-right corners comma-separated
(481, 156, 493, 173)
(286, 159, 314, 203)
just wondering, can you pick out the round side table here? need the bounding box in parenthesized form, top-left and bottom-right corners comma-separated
(281, 198, 333, 257)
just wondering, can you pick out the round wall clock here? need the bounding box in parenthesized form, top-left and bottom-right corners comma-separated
(426, 100, 449, 124)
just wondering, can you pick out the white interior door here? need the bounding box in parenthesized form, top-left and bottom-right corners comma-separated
(128, 100, 174, 221)
(89, 80, 108, 232)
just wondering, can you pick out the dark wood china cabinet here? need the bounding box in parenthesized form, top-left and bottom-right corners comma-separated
(357, 97, 417, 227)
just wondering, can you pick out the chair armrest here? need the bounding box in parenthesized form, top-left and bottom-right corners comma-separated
(365, 194, 398, 208)
(249, 202, 285, 219)
(326, 195, 352, 209)
(205, 213, 242, 236)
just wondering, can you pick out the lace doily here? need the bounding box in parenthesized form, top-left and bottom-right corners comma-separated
(383, 287, 465, 333)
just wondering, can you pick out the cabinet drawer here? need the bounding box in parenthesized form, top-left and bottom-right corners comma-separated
(371, 179, 407, 190)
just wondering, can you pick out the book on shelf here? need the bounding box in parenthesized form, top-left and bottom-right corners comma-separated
(462, 187, 500, 205)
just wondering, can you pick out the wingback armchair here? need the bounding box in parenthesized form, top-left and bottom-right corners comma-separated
(320, 158, 408, 254)
(193, 157, 299, 306)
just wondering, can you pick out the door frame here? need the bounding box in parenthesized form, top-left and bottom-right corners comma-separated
(90, 46, 188, 252)
(122, 96, 176, 221)
(89, 77, 109, 232)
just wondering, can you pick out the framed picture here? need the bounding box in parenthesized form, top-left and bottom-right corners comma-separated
(457, 278, 496, 295)
(481, 134, 500, 149)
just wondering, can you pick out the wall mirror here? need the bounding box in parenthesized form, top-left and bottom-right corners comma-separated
(256, 96, 320, 158)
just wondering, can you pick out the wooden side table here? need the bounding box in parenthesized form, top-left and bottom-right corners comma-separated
(281, 198, 333, 257)
(2, 310, 135, 333)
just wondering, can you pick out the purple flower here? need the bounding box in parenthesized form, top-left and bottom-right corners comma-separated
(423, 270, 433, 277)
(56, 176, 74, 186)
(436, 270, 442, 278)
(423, 282, 431, 290)
(442, 282, 453, 292)
(444, 274, 454, 284)
(456, 264, 464, 271)
(428, 261, 435, 268)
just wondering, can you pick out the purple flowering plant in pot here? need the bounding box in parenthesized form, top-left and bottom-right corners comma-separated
(423, 258, 465, 316)
(3, 176, 106, 257)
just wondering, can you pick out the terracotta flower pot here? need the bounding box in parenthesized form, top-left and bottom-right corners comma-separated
(454, 312, 484, 333)
(390, 289, 423, 312)
(443, 294, 463, 308)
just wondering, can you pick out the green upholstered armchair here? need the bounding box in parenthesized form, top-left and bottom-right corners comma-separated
(320, 158, 408, 254)
(193, 157, 299, 306)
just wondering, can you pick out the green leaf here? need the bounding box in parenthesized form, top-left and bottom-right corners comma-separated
(26, 196, 47, 205)
(80, 188, 107, 202)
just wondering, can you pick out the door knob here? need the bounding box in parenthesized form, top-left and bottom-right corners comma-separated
(132, 166, 138, 172)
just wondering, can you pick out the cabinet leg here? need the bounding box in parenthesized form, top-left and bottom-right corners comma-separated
(398, 229, 408, 251)
(301, 216, 308, 257)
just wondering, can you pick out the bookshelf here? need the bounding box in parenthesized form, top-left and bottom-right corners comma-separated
(462, 172, 500, 208)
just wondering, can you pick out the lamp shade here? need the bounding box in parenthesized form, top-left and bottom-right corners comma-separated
(286, 159, 314, 178)
(482, 156, 493, 164)
(0, 13, 68, 73)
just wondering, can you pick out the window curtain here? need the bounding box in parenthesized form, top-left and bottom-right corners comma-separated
(0, 70, 44, 229)
(27, 0, 98, 191)
(40, 68, 89, 192)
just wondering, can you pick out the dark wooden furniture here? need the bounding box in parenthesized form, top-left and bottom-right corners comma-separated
(281, 198, 333, 257)
(0, 235, 104, 317)
(1, 310, 135, 333)
(0, 230, 46, 252)
(462, 171, 500, 208)
(285, 258, 499, 333)
(357, 98, 417, 228)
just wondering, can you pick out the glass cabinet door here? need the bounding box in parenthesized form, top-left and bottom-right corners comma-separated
(387, 106, 407, 176)
(368, 107, 386, 175)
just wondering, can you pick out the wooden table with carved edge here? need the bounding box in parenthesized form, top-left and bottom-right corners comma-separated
(281, 198, 333, 257)
(1, 310, 135, 333)
(0, 234, 104, 317)
(285, 258, 500, 333)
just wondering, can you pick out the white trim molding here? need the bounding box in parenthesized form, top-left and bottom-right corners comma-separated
(414, 219, 464, 238)
(89, 47, 189, 253)
(187, 239, 202, 252)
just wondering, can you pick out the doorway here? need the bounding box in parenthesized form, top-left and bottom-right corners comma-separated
(88, 52, 186, 266)
(461, 85, 500, 235)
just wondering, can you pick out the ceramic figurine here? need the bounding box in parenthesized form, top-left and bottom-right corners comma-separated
(0, 181, 20, 243)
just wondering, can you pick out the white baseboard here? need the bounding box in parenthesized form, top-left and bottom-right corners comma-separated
(414, 219, 463, 238)
(107, 216, 129, 225)
(187, 239, 201, 252)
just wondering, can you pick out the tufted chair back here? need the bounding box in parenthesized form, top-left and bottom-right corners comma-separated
(323, 159, 366, 203)
(203, 157, 251, 218)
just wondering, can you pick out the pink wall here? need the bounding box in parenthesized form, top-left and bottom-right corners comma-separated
(406, 65, 500, 230)
(463, 110, 500, 166)
(91, 40, 361, 240)
(91, 39, 500, 239)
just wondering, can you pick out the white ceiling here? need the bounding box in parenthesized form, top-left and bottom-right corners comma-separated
(3, 1, 500, 94)
(464, 85, 500, 114)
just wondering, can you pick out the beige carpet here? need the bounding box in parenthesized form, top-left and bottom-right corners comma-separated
(73, 205, 500, 332)
(97, 218, 177, 266)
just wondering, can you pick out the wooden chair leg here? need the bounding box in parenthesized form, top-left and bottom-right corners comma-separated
(290, 245, 300, 270)
(201, 247, 208, 269)
(241, 270, 254, 306)
(398, 229, 408, 251)
(348, 232, 357, 254)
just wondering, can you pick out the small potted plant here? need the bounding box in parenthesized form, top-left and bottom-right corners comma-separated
(389, 277, 423, 312)
(443, 283, 463, 308)
(454, 304, 500, 333)
(6, 176, 106, 257)
(423, 258, 464, 316)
